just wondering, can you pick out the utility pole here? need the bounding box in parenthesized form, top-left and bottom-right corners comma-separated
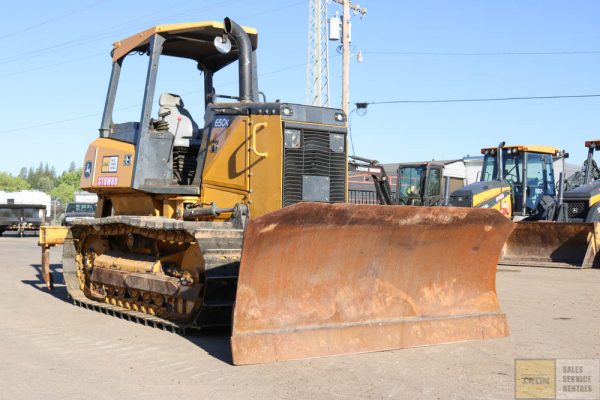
(342, 0, 350, 115)
(331, 0, 366, 115)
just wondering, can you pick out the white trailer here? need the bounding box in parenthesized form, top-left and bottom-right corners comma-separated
(0, 190, 51, 217)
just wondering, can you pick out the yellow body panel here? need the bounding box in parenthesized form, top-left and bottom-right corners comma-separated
(199, 115, 284, 218)
(244, 115, 284, 217)
(202, 117, 250, 192)
(38, 226, 69, 246)
(473, 186, 513, 217)
(201, 185, 247, 216)
(80, 138, 135, 192)
(589, 194, 600, 208)
(472, 186, 503, 207)
(480, 144, 560, 155)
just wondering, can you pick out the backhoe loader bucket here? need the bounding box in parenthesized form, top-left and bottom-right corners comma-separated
(231, 203, 515, 365)
(499, 222, 600, 269)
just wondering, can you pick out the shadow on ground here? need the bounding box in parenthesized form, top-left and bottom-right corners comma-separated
(21, 263, 234, 364)
(185, 328, 233, 364)
(23, 263, 69, 302)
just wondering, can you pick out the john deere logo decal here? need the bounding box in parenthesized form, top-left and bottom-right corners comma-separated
(84, 161, 92, 178)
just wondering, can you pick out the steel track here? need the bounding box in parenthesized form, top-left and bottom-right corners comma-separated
(62, 216, 244, 335)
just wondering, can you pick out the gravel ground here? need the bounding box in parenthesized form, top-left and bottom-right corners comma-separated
(0, 234, 598, 399)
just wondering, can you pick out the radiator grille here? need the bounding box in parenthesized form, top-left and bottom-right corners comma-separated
(564, 201, 588, 220)
(283, 129, 346, 207)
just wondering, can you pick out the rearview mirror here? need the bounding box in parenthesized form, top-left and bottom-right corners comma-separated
(214, 35, 232, 54)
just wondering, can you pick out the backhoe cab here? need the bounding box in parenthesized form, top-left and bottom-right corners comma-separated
(558, 140, 600, 222)
(449, 143, 565, 220)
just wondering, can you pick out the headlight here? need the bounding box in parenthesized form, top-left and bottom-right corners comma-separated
(334, 112, 346, 122)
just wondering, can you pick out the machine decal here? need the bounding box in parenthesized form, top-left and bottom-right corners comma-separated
(213, 117, 230, 128)
(209, 116, 235, 153)
(101, 156, 119, 173)
(84, 161, 93, 178)
(97, 176, 118, 186)
(356, 166, 383, 174)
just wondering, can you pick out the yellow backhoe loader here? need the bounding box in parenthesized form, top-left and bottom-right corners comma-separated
(60, 18, 514, 365)
(449, 142, 599, 268)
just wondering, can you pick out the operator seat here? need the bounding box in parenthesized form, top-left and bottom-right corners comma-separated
(158, 93, 199, 146)
(158, 93, 201, 185)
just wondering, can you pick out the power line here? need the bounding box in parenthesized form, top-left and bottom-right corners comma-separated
(358, 94, 600, 106)
(0, 52, 105, 78)
(0, 0, 241, 66)
(0, 0, 300, 73)
(0, 57, 314, 134)
(0, 0, 108, 41)
(363, 50, 600, 56)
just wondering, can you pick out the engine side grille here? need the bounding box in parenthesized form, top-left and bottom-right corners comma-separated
(283, 128, 346, 207)
(564, 200, 588, 220)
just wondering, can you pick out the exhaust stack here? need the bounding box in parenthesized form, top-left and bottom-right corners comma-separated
(224, 17, 254, 102)
(497, 141, 505, 180)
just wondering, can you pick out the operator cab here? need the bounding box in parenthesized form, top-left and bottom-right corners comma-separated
(397, 162, 444, 206)
(99, 21, 258, 192)
(558, 140, 600, 222)
(480, 145, 562, 217)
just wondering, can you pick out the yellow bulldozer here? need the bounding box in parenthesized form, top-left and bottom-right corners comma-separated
(60, 18, 515, 364)
(449, 142, 599, 268)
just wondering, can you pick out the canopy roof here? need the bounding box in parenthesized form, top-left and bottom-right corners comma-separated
(480, 145, 561, 155)
(111, 21, 258, 71)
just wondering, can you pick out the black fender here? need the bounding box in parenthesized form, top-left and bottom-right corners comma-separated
(586, 202, 600, 222)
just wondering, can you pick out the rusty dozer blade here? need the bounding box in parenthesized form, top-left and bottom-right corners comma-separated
(231, 203, 515, 365)
(499, 221, 600, 269)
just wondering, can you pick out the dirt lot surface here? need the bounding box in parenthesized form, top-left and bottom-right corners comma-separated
(0, 234, 598, 399)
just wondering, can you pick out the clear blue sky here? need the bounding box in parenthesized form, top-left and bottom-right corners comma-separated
(1, 0, 599, 175)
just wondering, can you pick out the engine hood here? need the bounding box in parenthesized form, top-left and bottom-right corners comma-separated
(451, 180, 506, 198)
(563, 180, 600, 201)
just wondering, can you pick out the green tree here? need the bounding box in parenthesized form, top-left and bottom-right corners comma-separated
(27, 162, 57, 192)
(50, 168, 82, 206)
(18, 167, 28, 180)
(56, 169, 81, 187)
(50, 182, 76, 206)
(37, 176, 55, 193)
(0, 172, 30, 191)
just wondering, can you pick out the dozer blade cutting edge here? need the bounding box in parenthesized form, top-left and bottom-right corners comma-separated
(231, 203, 515, 365)
(499, 221, 600, 269)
